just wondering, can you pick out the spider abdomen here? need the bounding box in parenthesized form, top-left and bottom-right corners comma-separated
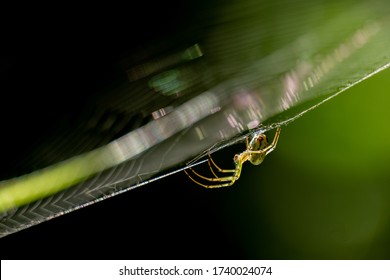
(248, 133, 269, 165)
(249, 153, 267, 165)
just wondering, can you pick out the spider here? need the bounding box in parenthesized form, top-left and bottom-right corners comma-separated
(184, 127, 281, 188)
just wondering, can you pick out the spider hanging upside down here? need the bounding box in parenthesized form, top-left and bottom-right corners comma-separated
(184, 127, 281, 188)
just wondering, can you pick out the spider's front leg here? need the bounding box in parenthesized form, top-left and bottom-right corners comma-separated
(264, 127, 281, 155)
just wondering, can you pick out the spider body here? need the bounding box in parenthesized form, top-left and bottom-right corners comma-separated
(246, 132, 269, 165)
(185, 127, 281, 188)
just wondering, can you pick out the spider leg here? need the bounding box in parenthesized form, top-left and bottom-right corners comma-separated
(183, 162, 240, 188)
(184, 169, 236, 188)
(208, 153, 236, 173)
(264, 127, 281, 155)
(207, 157, 219, 178)
(185, 166, 236, 182)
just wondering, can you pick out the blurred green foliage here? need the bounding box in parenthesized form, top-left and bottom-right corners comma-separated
(224, 67, 390, 259)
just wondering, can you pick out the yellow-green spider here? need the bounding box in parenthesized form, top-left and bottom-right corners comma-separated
(185, 127, 281, 188)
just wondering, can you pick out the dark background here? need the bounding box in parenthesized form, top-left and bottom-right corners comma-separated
(1, 0, 210, 178)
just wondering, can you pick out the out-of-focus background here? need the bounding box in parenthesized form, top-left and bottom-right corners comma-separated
(1, 0, 390, 259)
